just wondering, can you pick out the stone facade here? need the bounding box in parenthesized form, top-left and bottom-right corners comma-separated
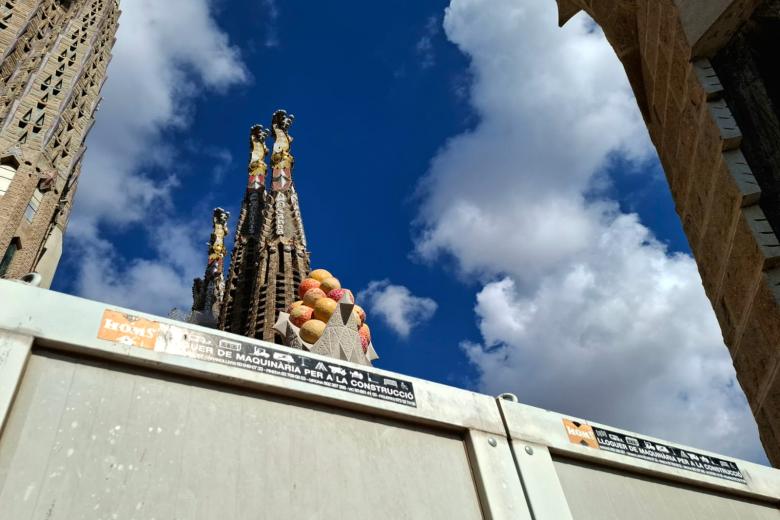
(0, 0, 119, 287)
(553, 0, 780, 464)
(218, 111, 311, 342)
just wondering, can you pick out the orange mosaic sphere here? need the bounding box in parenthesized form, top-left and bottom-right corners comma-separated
(352, 304, 366, 326)
(313, 297, 338, 322)
(290, 305, 313, 328)
(302, 287, 327, 307)
(298, 278, 321, 299)
(287, 300, 305, 314)
(320, 277, 341, 294)
(300, 319, 327, 344)
(358, 323, 371, 353)
(309, 268, 333, 282)
(328, 288, 354, 304)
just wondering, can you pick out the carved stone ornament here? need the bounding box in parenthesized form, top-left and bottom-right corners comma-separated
(37, 169, 58, 191)
(271, 109, 294, 192)
(247, 124, 269, 190)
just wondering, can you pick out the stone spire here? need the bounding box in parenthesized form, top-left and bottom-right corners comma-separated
(219, 110, 310, 342)
(191, 207, 230, 326)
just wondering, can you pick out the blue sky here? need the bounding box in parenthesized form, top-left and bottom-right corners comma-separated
(51, 0, 766, 464)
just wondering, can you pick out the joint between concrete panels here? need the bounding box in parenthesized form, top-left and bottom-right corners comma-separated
(0, 331, 33, 437)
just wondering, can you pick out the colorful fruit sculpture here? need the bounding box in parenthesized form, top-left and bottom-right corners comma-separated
(274, 267, 377, 364)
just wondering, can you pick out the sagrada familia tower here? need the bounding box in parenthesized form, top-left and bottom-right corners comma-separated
(192, 110, 309, 341)
(191, 110, 377, 365)
(0, 0, 119, 287)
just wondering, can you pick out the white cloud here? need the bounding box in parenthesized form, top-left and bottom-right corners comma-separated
(63, 0, 249, 314)
(359, 280, 438, 338)
(415, 0, 766, 462)
(204, 146, 234, 184)
(464, 216, 758, 460)
(260, 0, 280, 48)
(72, 220, 204, 315)
(71, 0, 248, 235)
(416, 16, 441, 69)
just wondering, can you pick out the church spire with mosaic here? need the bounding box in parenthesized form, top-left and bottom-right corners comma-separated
(191, 110, 377, 365)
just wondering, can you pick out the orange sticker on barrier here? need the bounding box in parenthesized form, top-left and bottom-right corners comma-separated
(97, 309, 160, 349)
(563, 418, 599, 449)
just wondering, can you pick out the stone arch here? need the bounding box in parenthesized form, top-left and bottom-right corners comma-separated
(556, 1, 650, 118)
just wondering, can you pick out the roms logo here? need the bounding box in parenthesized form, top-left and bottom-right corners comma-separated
(562, 418, 600, 450)
(97, 309, 160, 349)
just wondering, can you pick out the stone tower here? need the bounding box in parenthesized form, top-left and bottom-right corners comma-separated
(191, 207, 229, 327)
(0, 0, 119, 287)
(218, 110, 311, 342)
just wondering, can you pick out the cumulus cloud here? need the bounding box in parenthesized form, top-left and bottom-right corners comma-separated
(416, 0, 765, 461)
(464, 215, 757, 459)
(72, 0, 248, 234)
(63, 0, 249, 313)
(72, 219, 204, 315)
(359, 280, 438, 338)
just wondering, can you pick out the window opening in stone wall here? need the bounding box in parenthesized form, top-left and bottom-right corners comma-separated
(0, 238, 20, 278)
(25, 188, 43, 223)
(19, 108, 31, 125)
(277, 243, 285, 271)
(33, 113, 44, 133)
(0, 161, 18, 197)
(0, 2, 14, 31)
